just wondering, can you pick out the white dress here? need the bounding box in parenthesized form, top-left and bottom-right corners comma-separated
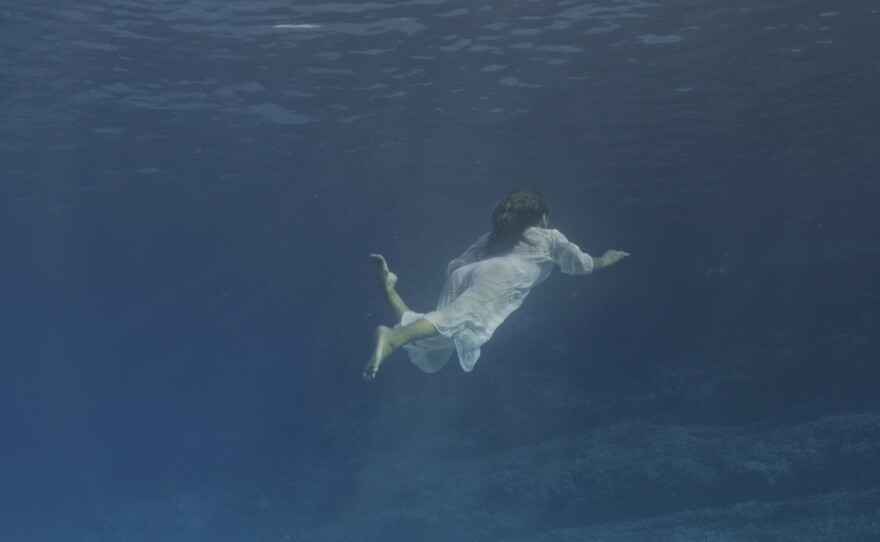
(400, 227, 594, 373)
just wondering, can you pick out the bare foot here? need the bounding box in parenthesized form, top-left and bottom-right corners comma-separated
(363, 325, 396, 382)
(369, 253, 398, 291)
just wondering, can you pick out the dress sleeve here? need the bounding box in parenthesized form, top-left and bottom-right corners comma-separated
(549, 229, 594, 275)
(446, 233, 490, 276)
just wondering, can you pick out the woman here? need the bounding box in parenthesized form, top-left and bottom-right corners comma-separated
(363, 189, 629, 381)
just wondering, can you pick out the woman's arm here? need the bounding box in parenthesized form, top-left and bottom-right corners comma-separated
(549, 229, 629, 274)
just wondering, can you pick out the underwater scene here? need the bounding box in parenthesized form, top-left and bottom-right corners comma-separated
(2, 0, 879, 540)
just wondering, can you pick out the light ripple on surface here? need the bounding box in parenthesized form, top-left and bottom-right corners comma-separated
(0, 0, 865, 174)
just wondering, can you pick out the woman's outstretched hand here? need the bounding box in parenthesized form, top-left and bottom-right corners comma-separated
(595, 250, 630, 270)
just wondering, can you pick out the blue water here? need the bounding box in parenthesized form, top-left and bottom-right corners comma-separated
(2, 1, 879, 540)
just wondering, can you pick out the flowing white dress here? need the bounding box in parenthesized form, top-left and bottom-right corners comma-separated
(399, 227, 594, 373)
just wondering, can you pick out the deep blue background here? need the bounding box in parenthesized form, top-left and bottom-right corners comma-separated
(2, 1, 879, 540)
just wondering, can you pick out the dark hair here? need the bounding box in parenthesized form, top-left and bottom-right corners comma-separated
(482, 189, 549, 257)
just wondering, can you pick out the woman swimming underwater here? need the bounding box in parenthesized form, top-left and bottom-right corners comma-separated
(364, 189, 629, 381)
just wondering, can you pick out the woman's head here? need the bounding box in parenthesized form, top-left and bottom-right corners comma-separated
(483, 189, 549, 257)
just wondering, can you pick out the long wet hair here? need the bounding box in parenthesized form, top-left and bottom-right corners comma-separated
(482, 189, 549, 257)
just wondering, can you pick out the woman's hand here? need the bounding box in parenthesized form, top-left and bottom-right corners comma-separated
(595, 250, 630, 270)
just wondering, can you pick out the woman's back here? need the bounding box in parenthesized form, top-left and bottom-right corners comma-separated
(448, 227, 594, 285)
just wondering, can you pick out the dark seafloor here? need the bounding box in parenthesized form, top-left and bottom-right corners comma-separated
(1, 1, 878, 540)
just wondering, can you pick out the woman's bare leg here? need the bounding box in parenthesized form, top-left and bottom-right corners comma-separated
(370, 254, 409, 323)
(363, 318, 438, 381)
